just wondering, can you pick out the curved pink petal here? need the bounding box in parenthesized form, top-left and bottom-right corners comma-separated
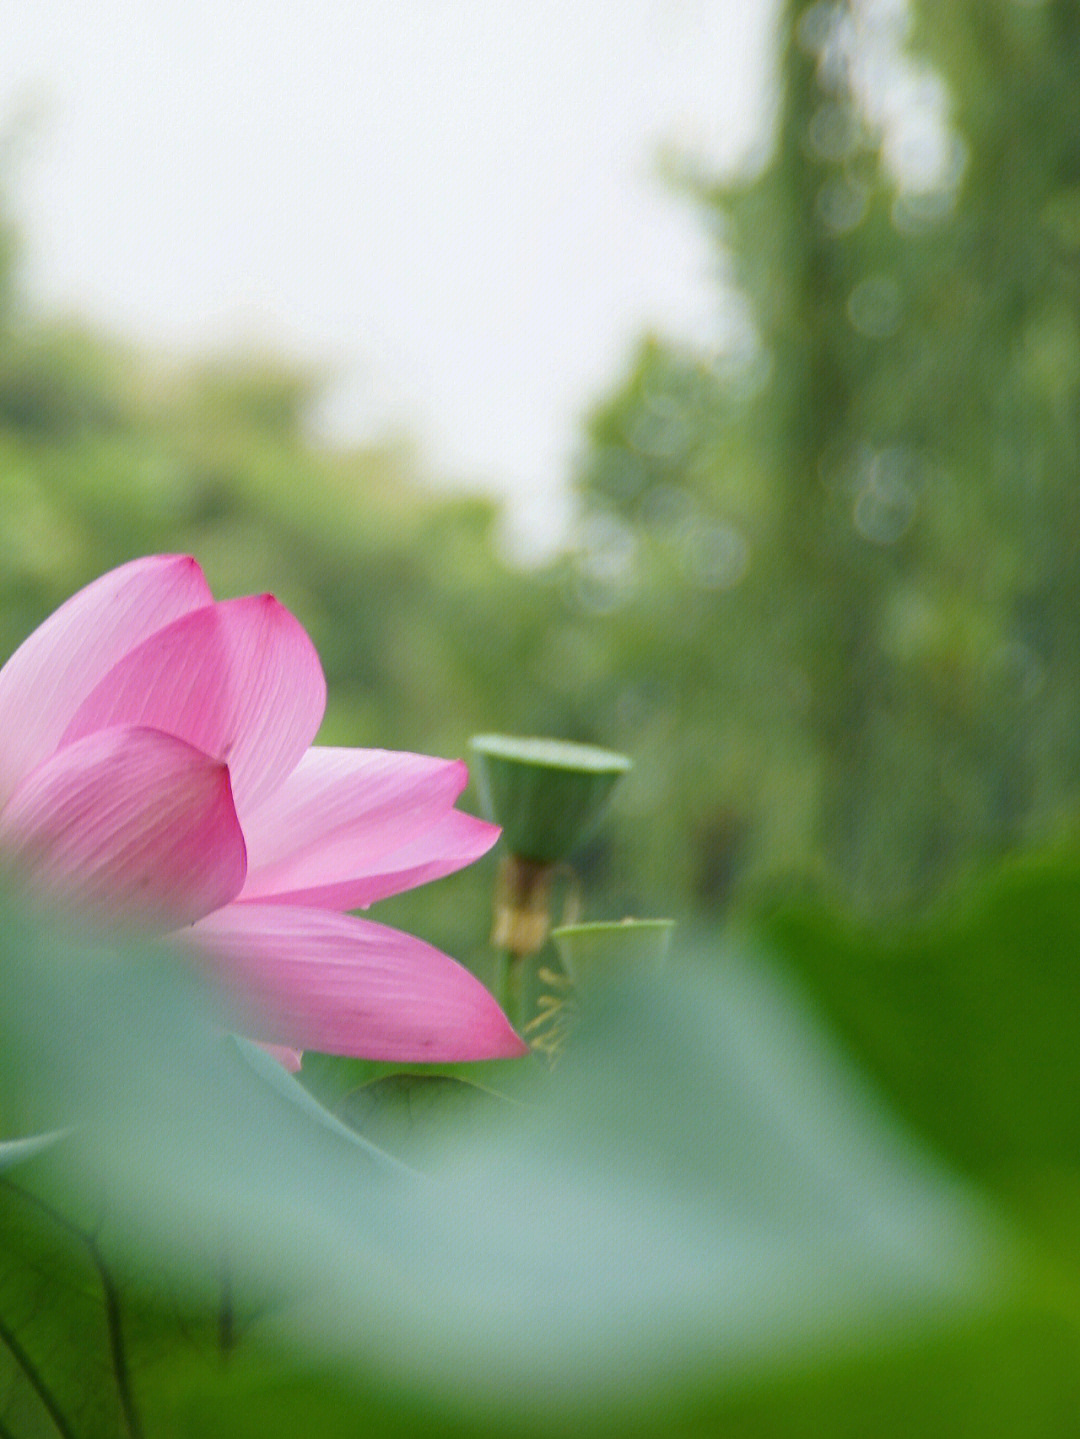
(0, 725, 247, 929)
(0, 555, 213, 808)
(239, 748, 497, 908)
(60, 594, 326, 815)
(248, 806, 500, 911)
(331, 808, 501, 909)
(185, 903, 527, 1062)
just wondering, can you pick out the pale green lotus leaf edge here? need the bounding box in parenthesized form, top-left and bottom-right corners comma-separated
(470, 733, 632, 773)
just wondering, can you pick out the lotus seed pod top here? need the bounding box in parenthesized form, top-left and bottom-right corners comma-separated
(469, 734, 631, 865)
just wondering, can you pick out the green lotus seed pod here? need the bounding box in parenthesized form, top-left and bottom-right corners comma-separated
(470, 734, 631, 864)
(551, 918, 675, 995)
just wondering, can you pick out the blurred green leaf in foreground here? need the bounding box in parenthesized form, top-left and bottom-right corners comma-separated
(4, 860, 1074, 1436)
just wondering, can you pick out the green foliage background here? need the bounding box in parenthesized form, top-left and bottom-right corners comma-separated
(4, 1, 1080, 932)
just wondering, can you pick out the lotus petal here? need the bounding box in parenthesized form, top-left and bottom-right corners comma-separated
(240, 748, 497, 908)
(0, 555, 213, 806)
(61, 594, 326, 814)
(0, 725, 247, 928)
(187, 903, 527, 1062)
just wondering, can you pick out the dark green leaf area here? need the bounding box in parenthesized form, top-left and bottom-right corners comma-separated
(0, 1156, 269, 1439)
(337, 1074, 503, 1161)
(761, 855, 1080, 1188)
(0, 1137, 65, 1178)
(119, 1308, 1080, 1439)
(0, 1171, 120, 1439)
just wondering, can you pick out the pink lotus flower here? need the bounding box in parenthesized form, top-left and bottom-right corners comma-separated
(0, 555, 525, 1065)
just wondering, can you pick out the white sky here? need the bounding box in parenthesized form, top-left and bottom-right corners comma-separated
(3, 0, 777, 556)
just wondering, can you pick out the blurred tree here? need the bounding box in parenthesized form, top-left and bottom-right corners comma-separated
(574, 0, 1080, 910)
(0, 122, 23, 323)
(3, 0, 1080, 930)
